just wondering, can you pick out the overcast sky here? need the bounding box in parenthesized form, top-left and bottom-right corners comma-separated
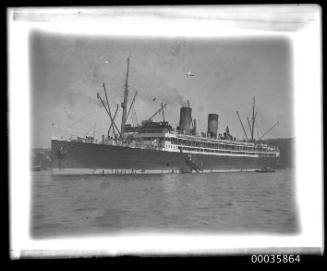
(31, 31, 293, 148)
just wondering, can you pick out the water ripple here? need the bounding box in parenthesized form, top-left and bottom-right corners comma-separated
(31, 169, 298, 238)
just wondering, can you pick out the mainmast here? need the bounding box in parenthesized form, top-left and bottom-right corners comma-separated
(251, 96, 255, 141)
(120, 57, 130, 137)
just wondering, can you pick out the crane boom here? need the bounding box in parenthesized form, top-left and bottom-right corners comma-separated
(102, 82, 111, 116)
(126, 91, 138, 122)
(161, 103, 165, 122)
(148, 103, 167, 121)
(108, 104, 119, 136)
(97, 92, 121, 138)
(236, 111, 248, 140)
(246, 117, 252, 136)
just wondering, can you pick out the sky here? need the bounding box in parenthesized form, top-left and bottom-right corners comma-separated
(31, 31, 293, 148)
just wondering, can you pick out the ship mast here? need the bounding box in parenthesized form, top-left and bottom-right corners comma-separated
(120, 57, 130, 138)
(251, 96, 256, 141)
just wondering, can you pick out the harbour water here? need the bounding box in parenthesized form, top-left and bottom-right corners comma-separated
(31, 169, 298, 238)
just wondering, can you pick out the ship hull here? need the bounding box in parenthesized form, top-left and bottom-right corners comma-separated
(51, 140, 278, 175)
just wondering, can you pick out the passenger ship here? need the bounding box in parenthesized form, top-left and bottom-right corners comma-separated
(51, 58, 280, 175)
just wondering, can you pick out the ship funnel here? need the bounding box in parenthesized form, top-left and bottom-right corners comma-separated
(179, 105, 192, 135)
(207, 114, 218, 138)
(192, 119, 197, 135)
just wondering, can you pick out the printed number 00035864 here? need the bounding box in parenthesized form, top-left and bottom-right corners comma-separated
(251, 255, 300, 263)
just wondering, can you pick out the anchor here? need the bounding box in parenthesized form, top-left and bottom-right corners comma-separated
(56, 146, 68, 169)
(56, 146, 67, 160)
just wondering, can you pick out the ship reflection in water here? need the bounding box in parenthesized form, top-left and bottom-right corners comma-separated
(31, 169, 298, 238)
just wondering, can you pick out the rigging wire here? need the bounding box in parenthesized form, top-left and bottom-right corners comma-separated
(55, 107, 101, 138)
(68, 110, 97, 128)
(255, 113, 264, 139)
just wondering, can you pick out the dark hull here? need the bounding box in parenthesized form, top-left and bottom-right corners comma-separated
(51, 140, 278, 174)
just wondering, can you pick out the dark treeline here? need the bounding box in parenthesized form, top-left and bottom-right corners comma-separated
(258, 137, 295, 168)
(32, 148, 51, 170)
